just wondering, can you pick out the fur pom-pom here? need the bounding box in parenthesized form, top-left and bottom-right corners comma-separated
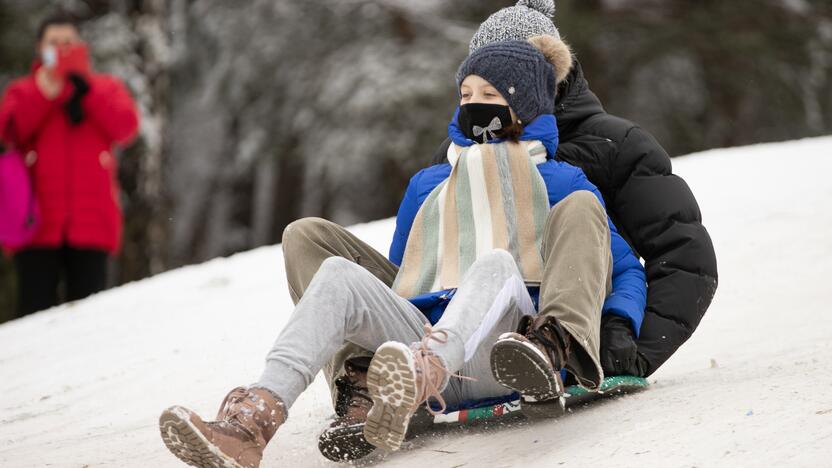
(517, 0, 555, 18)
(528, 34, 573, 84)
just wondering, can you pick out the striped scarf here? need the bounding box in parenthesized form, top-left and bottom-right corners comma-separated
(393, 140, 550, 298)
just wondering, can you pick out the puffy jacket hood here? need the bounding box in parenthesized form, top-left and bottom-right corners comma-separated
(554, 59, 606, 136)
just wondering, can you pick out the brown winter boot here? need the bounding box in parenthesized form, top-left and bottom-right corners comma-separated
(490, 314, 572, 417)
(159, 386, 286, 468)
(317, 357, 377, 462)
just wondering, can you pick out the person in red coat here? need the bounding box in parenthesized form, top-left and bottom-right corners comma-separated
(0, 13, 139, 317)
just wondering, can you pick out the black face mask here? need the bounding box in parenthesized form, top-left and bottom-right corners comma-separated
(457, 103, 513, 144)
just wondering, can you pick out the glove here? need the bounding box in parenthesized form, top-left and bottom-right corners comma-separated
(64, 73, 90, 125)
(599, 314, 648, 377)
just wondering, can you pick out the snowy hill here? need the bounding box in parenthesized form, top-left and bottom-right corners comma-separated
(2, 137, 831, 467)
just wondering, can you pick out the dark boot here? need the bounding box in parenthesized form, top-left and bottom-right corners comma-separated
(490, 315, 572, 417)
(318, 357, 376, 462)
(159, 387, 286, 468)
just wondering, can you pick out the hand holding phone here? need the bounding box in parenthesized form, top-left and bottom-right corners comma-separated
(55, 43, 91, 80)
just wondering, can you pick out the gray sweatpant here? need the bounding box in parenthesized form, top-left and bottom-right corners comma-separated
(262, 190, 612, 408)
(258, 250, 532, 408)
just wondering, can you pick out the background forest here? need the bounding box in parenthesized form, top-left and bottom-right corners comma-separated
(1, 0, 830, 321)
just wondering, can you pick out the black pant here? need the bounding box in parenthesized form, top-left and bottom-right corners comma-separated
(14, 246, 108, 317)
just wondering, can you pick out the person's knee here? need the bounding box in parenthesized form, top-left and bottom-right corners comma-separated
(310, 257, 368, 309)
(553, 190, 604, 218)
(282, 217, 331, 247)
(476, 249, 517, 272)
(317, 256, 358, 278)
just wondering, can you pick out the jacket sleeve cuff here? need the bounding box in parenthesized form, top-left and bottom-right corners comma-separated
(602, 295, 644, 338)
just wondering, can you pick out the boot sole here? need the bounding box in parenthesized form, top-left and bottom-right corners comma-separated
(318, 423, 376, 462)
(159, 406, 243, 468)
(318, 407, 436, 462)
(364, 342, 418, 451)
(490, 335, 565, 418)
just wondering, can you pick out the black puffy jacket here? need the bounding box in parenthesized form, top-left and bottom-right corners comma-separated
(432, 60, 718, 376)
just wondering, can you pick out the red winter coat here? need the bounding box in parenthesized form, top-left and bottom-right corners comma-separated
(0, 65, 139, 254)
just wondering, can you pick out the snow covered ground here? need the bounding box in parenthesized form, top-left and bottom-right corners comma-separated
(1, 136, 831, 467)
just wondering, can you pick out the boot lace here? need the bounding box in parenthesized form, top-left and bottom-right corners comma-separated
(412, 323, 475, 416)
(216, 387, 258, 437)
(530, 318, 571, 370)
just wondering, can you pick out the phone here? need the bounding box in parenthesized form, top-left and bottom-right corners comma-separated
(55, 43, 91, 79)
(41, 46, 57, 68)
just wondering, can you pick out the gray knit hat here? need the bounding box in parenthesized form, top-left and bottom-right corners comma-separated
(470, 0, 560, 53)
(456, 40, 555, 124)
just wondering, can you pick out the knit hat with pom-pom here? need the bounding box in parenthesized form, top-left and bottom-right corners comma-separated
(470, 0, 560, 52)
(456, 40, 555, 124)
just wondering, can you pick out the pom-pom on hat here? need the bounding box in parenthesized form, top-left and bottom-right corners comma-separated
(456, 40, 555, 124)
(469, 0, 574, 86)
(470, 0, 560, 52)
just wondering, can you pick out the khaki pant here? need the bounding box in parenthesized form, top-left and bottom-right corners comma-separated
(281, 218, 394, 407)
(281, 190, 612, 405)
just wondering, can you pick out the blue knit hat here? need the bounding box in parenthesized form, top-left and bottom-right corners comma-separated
(456, 40, 555, 124)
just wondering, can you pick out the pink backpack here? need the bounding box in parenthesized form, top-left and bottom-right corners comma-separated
(0, 148, 39, 247)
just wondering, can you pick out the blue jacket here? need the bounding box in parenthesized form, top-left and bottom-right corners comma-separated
(389, 111, 647, 335)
